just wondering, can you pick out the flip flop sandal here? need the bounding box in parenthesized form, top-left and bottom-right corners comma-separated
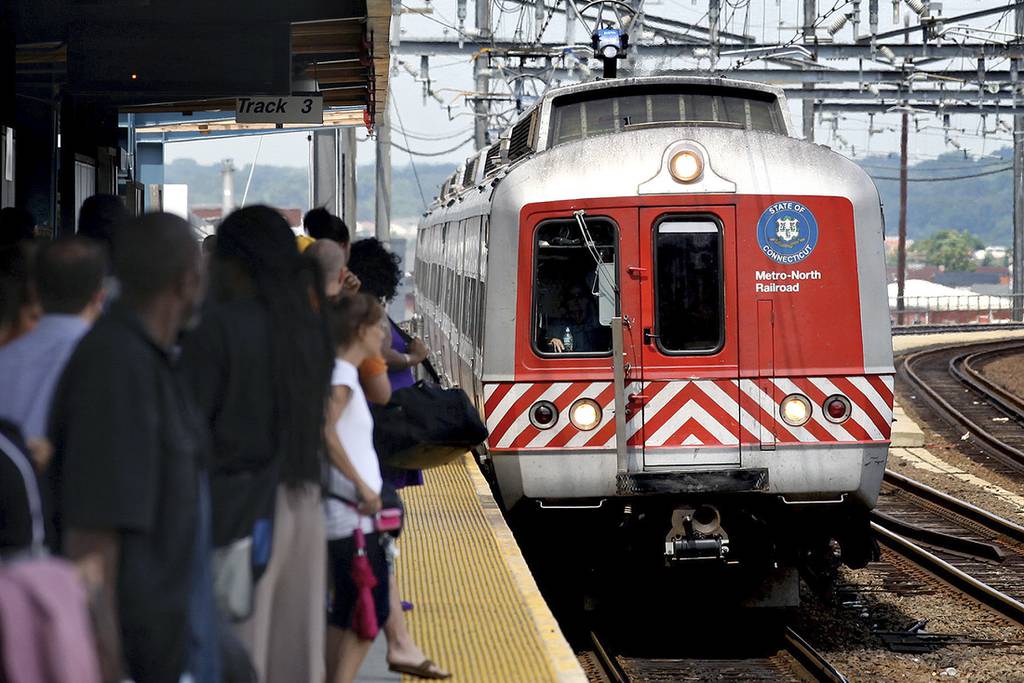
(388, 659, 451, 679)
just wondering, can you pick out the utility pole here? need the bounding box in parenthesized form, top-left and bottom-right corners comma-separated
(220, 158, 235, 220)
(565, 0, 576, 47)
(897, 111, 909, 327)
(375, 106, 391, 241)
(474, 0, 492, 150)
(341, 127, 357, 229)
(803, 0, 817, 142)
(1014, 2, 1024, 320)
(709, 0, 720, 66)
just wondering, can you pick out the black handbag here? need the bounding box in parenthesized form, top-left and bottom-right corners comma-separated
(371, 381, 489, 470)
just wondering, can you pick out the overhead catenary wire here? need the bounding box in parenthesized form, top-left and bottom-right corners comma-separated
(239, 135, 264, 208)
(869, 164, 1013, 181)
(390, 124, 475, 141)
(389, 88, 428, 210)
(390, 136, 476, 157)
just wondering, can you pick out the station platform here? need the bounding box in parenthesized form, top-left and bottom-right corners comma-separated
(892, 327, 1024, 353)
(387, 454, 586, 683)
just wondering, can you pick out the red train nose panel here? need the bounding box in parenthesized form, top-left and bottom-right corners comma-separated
(484, 375, 893, 452)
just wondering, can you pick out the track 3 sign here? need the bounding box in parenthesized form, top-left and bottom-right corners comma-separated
(235, 95, 323, 124)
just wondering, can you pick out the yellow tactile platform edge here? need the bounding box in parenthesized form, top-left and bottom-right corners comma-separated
(395, 454, 586, 683)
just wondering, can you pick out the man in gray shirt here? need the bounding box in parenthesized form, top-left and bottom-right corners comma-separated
(0, 238, 106, 442)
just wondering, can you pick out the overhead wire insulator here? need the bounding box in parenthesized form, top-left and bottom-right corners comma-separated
(827, 13, 850, 37)
(903, 0, 925, 16)
(878, 45, 896, 62)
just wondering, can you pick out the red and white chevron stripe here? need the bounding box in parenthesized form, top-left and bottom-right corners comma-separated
(483, 375, 894, 451)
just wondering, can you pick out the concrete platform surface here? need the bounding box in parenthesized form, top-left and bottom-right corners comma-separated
(892, 328, 1024, 354)
(890, 400, 925, 448)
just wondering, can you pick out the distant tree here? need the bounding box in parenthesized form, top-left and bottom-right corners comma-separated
(908, 229, 985, 271)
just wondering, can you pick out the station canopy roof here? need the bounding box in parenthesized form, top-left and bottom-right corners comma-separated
(15, 0, 390, 130)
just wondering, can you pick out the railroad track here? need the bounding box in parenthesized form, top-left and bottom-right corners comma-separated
(579, 627, 847, 682)
(873, 469, 1024, 626)
(898, 339, 1024, 469)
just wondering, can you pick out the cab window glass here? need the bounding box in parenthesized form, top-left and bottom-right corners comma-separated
(655, 218, 723, 353)
(533, 218, 617, 355)
(548, 85, 783, 147)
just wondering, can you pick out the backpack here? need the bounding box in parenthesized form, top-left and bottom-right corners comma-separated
(371, 381, 488, 470)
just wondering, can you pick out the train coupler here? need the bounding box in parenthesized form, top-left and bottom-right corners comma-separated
(664, 505, 731, 562)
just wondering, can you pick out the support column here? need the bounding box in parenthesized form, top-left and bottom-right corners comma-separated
(375, 107, 391, 241)
(312, 128, 339, 215)
(802, 0, 817, 141)
(135, 140, 164, 213)
(1014, 3, 1024, 320)
(473, 0, 492, 150)
(57, 97, 118, 236)
(341, 127, 357, 229)
(897, 112, 909, 327)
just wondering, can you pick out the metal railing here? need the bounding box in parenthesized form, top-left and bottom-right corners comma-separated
(890, 293, 1024, 328)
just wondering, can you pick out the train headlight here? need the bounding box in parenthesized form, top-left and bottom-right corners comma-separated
(570, 398, 602, 431)
(823, 395, 852, 423)
(529, 401, 559, 430)
(669, 150, 704, 183)
(780, 394, 812, 427)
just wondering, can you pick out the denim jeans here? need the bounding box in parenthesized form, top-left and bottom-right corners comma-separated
(188, 472, 220, 683)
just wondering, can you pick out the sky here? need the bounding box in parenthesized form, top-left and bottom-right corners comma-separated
(165, 0, 1021, 179)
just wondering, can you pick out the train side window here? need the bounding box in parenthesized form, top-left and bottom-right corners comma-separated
(477, 217, 489, 351)
(653, 217, 724, 354)
(533, 218, 617, 356)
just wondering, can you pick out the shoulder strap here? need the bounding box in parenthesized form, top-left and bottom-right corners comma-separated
(0, 431, 45, 552)
(327, 491, 358, 508)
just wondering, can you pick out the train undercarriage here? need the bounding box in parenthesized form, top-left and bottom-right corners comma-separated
(504, 487, 878, 609)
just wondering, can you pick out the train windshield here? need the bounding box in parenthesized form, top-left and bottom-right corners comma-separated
(534, 218, 617, 356)
(654, 217, 724, 353)
(548, 85, 783, 147)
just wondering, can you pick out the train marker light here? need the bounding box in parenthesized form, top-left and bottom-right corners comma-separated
(824, 395, 852, 423)
(529, 401, 559, 430)
(780, 394, 812, 427)
(570, 398, 602, 431)
(669, 150, 704, 183)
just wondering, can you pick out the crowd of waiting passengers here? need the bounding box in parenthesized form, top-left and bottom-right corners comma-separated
(0, 199, 451, 683)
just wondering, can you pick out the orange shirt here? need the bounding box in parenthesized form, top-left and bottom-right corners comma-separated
(358, 353, 387, 381)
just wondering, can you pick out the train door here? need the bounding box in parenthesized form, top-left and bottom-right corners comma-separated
(634, 206, 741, 469)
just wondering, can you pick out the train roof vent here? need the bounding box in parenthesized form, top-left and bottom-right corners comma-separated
(507, 111, 537, 164)
(462, 157, 478, 188)
(482, 143, 502, 176)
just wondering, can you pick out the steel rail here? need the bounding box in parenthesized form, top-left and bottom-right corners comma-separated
(782, 627, 849, 683)
(873, 522, 1024, 626)
(958, 345, 1024, 420)
(883, 469, 1024, 544)
(589, 631, 627, 683)
(586, 627, 847, 682)
(898, 340, 1024, 468)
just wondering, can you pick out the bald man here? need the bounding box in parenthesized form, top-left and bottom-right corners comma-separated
(307, 239, 360, 301)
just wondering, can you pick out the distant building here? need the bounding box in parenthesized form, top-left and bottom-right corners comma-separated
(191, 207, 304, 234)
(934, 271, 1003, 288)
(974, 246, 1009, 262)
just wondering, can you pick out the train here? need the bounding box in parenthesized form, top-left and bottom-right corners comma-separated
(412, 76, 894, 606)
